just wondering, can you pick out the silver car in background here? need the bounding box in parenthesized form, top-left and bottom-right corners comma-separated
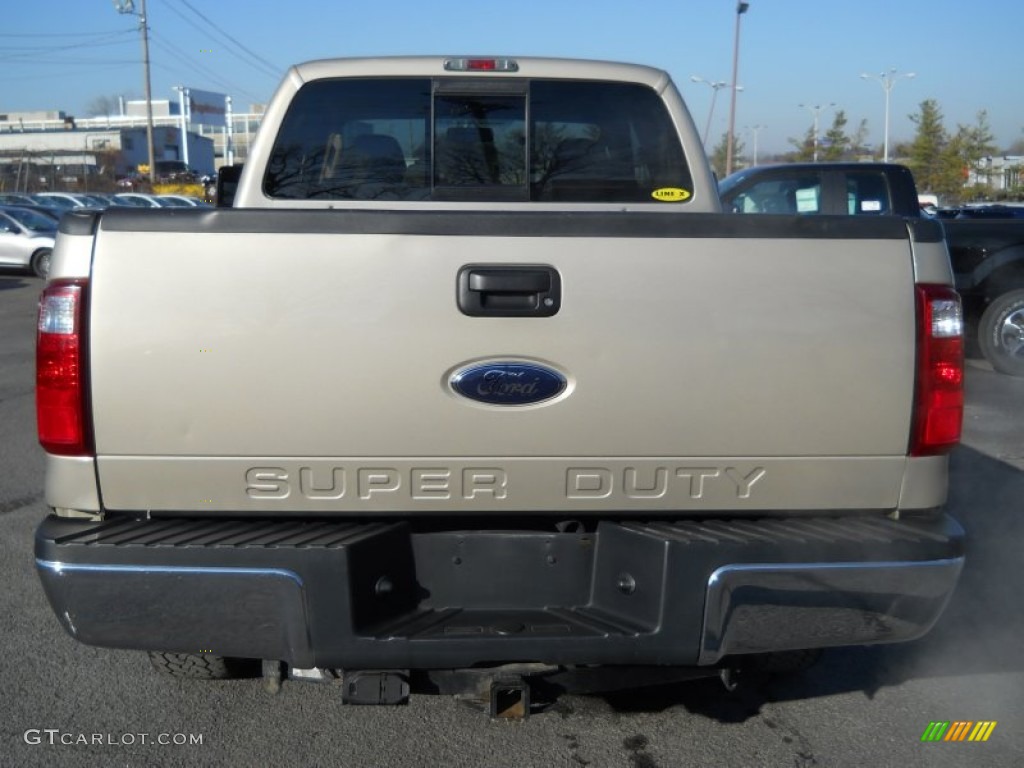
(31, 192, 97, 210)
(0, 206, 57, 278)
(113, 192, 165, 207)
(155, 194, 211, 207)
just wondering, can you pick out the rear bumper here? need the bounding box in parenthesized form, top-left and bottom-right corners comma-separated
(35, 514, 964, 669)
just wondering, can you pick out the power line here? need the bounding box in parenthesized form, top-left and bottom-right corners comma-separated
(148, 31, 266, 104)
(155, 0, 279, 81)
(5, 58, 138, 66)
(149, 31, 266, 102)
(175, 0, 281, 77)
(0, 29, 130, 37)
(0, 41, 135, 57)
(0, 31, 135, 61)
(0, 63, 130, 84)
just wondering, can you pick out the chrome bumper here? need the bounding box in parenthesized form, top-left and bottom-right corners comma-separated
(36, 514, 965, 669)
(699, 557, 963, 664)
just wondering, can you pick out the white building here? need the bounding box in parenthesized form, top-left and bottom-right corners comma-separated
(0, 122, 214, 185)
(0, 102, 264, 190)
(968, 156, 1024, 192)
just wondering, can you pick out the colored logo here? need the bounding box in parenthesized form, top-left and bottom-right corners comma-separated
(921, 721, 997, 742)
(651, 187, 692, 202)
(450, 362, 566, 406)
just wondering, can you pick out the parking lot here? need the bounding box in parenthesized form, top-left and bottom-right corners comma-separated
(2, 272, 1023, 767)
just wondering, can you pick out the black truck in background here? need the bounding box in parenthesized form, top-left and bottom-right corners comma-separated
(719, 163, 1024, 376)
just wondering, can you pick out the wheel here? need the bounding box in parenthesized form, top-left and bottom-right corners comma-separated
(30, 248, 52, 279)
(978, 289, 1024, 376)
(148, 651, 256, 680)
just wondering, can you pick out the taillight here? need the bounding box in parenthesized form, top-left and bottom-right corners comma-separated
(37, 280, 92, 455)
(910, 284, 963, 456)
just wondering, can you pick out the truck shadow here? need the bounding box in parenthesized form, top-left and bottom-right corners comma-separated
(593, 444, 1024, 720)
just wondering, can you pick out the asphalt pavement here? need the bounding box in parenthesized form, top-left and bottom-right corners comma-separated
(2, 273, 1022, 768)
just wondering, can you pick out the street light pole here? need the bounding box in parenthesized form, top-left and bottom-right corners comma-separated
(860, 68, 915, 162)
(114, 0, 156, 186)
(175, 86, 190, 169)
(725, 1, 749, 176)
(798, 103, 835, 163)
(690, 76, 728, 148)
(746, 124, 765, 165)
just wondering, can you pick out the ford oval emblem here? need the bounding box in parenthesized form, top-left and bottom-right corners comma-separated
(450, 362, 566, 406)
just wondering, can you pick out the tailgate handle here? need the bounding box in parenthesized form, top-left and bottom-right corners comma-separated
(458, 265, 561, 317)
(469, 271, 549, 293)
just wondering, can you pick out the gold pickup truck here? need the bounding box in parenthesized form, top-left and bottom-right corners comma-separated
(34, 57, 965, 708)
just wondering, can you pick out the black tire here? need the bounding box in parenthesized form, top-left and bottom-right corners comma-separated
(978, 289, 1024, 377)
(30, 248, 52, 279)
(148, 651, 254, 680)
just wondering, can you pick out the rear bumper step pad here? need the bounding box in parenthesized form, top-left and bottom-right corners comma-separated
(35, 514, 964, 669)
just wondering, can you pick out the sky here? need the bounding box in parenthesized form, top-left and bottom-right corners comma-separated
(2, 0, 1022, 157)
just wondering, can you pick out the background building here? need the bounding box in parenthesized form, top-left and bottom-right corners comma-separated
(968, 156, 1024, 194)
(0, 98, 263, 192)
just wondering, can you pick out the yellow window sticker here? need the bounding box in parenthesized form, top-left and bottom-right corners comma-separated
(651, 187, 691, 202)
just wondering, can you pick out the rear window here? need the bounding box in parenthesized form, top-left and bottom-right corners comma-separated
(722, 173, 823, 215)
(263, 78, 692, 203)
(3, 207, 56, 232)
(845, 171, 892, 215)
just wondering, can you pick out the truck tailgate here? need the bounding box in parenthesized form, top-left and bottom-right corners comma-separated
(88, 210, 917, 514)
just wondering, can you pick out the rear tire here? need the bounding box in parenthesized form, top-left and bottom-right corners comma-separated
(978, 289, 1024, 376)
(148, 652, 255, 680)
(30, 248, 52, 279)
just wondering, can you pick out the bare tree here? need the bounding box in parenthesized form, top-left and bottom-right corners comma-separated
(85, 95, 121, 117)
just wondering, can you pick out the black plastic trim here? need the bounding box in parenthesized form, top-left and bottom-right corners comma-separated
(94, 207, 913, 240)
(907, 217, 945, 244)
(58, 210, 102, 236)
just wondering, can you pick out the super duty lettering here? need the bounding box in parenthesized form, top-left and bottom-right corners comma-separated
(245, 466, 508, 501)
(566, 467, 766, 499)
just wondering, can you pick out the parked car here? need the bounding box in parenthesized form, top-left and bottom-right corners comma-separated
(113, 192, 166, 208)
(720, 162, 1024, 376)
(0, 193, 39, 207)
(0, 205, 57, 278)
(3, 204, 61, 224)
(155, 194, 211, 208)
(80, 193, 145, 209)
(32, 192, 97, 210)
(944, 204, 1024, 220)
(102, 194, 150, 208)
(0, 194, 63, 216)
(72, 194, 112, 208)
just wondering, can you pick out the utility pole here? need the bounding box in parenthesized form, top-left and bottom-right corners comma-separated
(725, 1, 750, 176)
(114, 0, 156, 186)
